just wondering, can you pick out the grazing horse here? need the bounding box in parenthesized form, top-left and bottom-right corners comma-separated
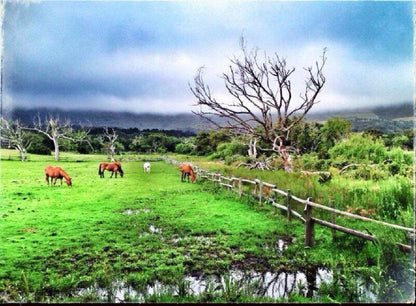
(44, 165, 72, 187)
(98, 161, 124, 178)
(179, 164, 196, 183)
(143, 162, 151, 173)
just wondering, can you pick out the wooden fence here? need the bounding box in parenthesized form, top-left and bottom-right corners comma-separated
(164, 157, 415, 253)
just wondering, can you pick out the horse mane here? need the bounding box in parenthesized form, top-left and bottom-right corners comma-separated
(59, 168, 71, 181)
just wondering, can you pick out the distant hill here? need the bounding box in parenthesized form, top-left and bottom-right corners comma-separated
(8, 108, 215, 133)
(307, 102, 413, 121)
(306, 102, 413, 133)
(7, 102, 413, 134)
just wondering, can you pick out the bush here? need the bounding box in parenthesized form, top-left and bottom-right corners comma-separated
(329, 134, 387, 165)
(297, 153, 329, 171)
(175, 142, 196, 155)
(209, 141, 247, 160)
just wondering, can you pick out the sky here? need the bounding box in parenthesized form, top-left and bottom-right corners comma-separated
(1, 0, 413, 114)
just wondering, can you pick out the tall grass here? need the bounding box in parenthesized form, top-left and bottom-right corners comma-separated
(173, 154, 413, 227)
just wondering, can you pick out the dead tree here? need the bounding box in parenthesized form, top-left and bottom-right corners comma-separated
(0, 117, 32, 161)
(29, 114, 90, 161)
(102, 127, 119, 161)
(190, 39, 327, 171)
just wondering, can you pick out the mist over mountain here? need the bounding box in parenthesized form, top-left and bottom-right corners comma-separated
(7, 108, 215, 133)
(6, 102, 413, 134)
(307, 102, 413, 121)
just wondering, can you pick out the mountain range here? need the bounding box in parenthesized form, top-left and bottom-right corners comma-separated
(6, 102, 413, 134)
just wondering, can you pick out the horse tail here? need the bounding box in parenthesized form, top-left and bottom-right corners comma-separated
(98, 163, 103, 176)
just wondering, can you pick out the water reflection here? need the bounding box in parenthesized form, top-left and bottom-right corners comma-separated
(77, 268, 335, 302)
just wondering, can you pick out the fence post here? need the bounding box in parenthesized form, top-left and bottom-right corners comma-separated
(286, 189, 292, 221)
(258, 180, 263, 205)
(304, 197, 314, 247)
(273, 191, 278, 215)
(330, 200, 336, 241)
(238, 178, 243, 197)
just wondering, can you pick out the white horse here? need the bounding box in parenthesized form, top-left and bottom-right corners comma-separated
(143, 162, 151, 173)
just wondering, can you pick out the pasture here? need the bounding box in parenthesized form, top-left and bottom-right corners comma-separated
(0, 150, 413, 302)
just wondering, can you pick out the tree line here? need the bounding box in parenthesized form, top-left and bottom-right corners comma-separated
(1, 113, 412, 177)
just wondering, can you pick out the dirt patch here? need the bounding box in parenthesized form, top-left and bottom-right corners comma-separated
(22, 228, 37, 232)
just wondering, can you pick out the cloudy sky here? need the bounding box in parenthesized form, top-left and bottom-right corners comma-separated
(1, 0, 413, 114)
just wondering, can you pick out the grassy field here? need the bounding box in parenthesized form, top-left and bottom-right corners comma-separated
(0, 150, 414, 302)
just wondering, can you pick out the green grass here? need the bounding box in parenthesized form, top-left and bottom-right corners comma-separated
(0, 150, 414, 302)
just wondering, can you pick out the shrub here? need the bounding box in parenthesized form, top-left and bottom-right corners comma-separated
(329, 134, 387, 165)
(297, 153, 329, 171)
(209, 141, 247, 160)
(175, 142, 195, 155)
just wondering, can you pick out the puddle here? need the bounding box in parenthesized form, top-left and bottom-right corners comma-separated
(172, 235, 213, 245)
(183, 268, 333, 299)
(263, 239, 291, 253)
(149, 225, 161, 234)
(77, 268, 340, 302)
(123, 208, 152, 215)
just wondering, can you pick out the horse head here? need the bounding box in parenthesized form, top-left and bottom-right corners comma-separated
(190, 173, 196, 183)
(66, 177, 72, 187)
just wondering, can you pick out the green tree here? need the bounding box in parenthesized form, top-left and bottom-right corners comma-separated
(289, 120, 321, 154)
(193, 129, 232, 156)
(328, 133, 387, 165)
(318, 118, 351, 157)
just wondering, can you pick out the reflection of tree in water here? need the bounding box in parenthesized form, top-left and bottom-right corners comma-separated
(234, 267, 323, 298)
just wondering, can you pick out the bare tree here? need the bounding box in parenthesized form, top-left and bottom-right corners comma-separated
(0, 117, 32, 161)
(190, 39, 327, 171)
(101, 127, 119, 161)
(29, 114, 90, 161)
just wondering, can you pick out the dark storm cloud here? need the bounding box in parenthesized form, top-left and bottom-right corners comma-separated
(1, 1, 413, 113)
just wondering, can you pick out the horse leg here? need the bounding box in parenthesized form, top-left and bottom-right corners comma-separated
(181, 172, 184, 182)
(110, 171, 114, 178)
(45, 175, 50, 186)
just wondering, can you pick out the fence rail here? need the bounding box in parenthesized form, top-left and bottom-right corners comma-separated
(163, 157, 414, 253)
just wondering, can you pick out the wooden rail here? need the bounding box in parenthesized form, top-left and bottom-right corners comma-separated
(163, 156, 414, 253)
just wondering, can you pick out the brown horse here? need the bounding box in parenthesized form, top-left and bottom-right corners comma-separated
(44, 165, 72, 187)
(179, 164, 195, 183)
(98, 161, 124, 178)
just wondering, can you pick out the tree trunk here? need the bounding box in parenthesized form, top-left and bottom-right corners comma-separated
(248, 138, 257, 159)
(17, 145, 26, 161)
(53, 138, 59, 161)
(278, 148, 292, 172)
(19, 150, 26, 161)
(109, 144, 115, 161)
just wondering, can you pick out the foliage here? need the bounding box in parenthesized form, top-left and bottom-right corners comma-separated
(208, 141, 246, 161)
(130, 132, 180, 153)
(193, 130, 232, 156)
(318, 118, 351, 157)
(329, 133, 387, 165)
(23, 132, 52, 155)
(174, 139, 196, 155)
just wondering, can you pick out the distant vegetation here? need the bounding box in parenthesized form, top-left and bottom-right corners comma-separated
(306, 102, 413, 133)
